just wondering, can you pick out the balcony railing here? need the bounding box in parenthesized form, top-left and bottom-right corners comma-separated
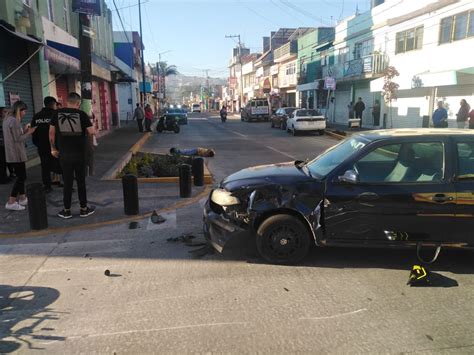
(274, 41, 298, 61)
(343, 53, 388, 78)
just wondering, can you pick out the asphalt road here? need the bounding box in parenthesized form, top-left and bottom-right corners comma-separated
(1, 113, 474, 354)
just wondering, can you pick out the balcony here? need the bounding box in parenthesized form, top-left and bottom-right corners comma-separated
(343, 53, 388, 79)
(273, 41, 298, 63)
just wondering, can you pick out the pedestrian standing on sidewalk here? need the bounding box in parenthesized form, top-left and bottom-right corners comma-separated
(432, 101, 448, 128)
(354, 98, 366, 126)
(144, 104, 153, 132)
(456, 99, 470, 129)
(372, 99, 381, 127)
(133, 103, 144, 132)
(347, 101, 355, 119)
(31, 96, 58, 193)
(0, 107, 13, 184)
(49, 92, 95, 219)
(3, 101, 36, 211)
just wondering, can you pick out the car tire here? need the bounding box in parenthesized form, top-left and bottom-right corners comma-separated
(319, 130, 324, 135)
(256, 214, 311, 265)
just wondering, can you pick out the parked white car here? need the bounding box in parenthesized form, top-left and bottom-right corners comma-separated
(287, 109, 326, 136)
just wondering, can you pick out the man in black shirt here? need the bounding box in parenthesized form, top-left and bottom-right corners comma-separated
(31, 96, 58, 192)
(49, 92, 95, 219)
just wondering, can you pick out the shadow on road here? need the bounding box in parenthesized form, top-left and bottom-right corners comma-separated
(0, 285, 65, 353)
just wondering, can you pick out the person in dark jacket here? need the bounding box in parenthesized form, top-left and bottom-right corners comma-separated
(133, 103, 144, 132)
(456, 99, 471, 129)
(354, 98, 366, 126)
(31, 96, 58, 193)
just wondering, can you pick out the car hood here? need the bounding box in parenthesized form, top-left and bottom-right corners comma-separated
(222, 161, 314, 192)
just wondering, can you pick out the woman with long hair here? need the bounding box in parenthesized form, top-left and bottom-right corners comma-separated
(2, 101, 36, 210)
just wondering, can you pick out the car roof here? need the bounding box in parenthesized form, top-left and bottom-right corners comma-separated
(355, 128, 474, 141)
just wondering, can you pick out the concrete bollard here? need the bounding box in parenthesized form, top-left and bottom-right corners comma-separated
(179, 164, 192, 198)
(122, 174, 139, 215)
(26, 183, 48, 230)
(192, 157, 204, 187)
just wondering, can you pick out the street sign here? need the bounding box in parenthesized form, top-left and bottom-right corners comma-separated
(81, 26, 96, 38)
(72, 0, 101, 16)
(324, 77, 336, 90)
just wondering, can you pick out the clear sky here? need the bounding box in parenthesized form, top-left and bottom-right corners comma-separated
(109, 0, 372, 78)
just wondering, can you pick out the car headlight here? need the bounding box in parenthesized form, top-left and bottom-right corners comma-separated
(211, 188, 240, 206)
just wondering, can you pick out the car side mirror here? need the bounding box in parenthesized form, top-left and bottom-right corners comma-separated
(338, 170, 359, 184)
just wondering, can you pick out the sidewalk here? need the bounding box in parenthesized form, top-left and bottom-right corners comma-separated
(326, 121, 373, 139)
(0, 122, 207, 235)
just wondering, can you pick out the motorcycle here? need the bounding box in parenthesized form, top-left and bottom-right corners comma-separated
(157, 115, 180, 134)
(220, 111, 227, 122)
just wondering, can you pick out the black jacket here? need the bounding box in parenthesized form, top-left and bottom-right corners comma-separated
(31, 108, 56, 154)
(354, 101, 366, 113)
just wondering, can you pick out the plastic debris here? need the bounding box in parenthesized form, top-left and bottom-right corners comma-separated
(151, 211, 166, 224)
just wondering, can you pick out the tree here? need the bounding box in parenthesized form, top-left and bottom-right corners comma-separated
(382, 66, 400, 128)
(151, 62, 179, 101)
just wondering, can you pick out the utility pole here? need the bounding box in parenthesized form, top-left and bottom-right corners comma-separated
(203, 69, 210, 111)
(138, 0, 146, 106)
(79, 13, 93, 117)
(225, 34, 243, 111)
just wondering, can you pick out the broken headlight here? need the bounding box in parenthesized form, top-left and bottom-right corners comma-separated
(211, 188, 241, 206)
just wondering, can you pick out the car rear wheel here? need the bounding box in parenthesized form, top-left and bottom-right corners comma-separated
(256, 214, 311, 265)
(318, 130, 324, 135)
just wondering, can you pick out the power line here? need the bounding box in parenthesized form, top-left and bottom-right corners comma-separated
(110, 0, 149, 12)
(111, 0, 133, 50)
(237, 0, 281, 26)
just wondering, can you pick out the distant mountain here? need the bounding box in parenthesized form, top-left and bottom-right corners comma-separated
(166, 74, 227, 103)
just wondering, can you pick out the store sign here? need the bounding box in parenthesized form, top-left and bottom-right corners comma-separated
(324, 77, 336, 90)
(228, 77, 237, 89)
(72, 0, 101, 16)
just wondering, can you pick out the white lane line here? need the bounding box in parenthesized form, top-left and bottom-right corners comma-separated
(227, 129, 248, 138)
(299, 308, 368, 321)
(265, 145, 296, 159)
(66, 322, 249, 340)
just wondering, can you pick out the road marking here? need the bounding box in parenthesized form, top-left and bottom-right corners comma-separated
(66, 322, 249, 339)
(228, 129, 248, 138)
(265, 146, 296, 159)
(299, 308, 367, 320)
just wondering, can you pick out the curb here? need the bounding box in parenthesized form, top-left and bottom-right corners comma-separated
(0, 185, 213, 240)
(325, 130, 347, 140)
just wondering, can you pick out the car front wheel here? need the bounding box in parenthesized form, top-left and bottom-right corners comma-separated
(256, 214, 311, 265)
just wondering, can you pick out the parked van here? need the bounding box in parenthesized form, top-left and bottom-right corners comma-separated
(241, 98, 270, 121)
(191, 103, 201, 113)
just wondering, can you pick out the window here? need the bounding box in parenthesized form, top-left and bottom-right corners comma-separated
(63, 0, 70, 32)
(456, 142, 474, 179)
(354, 142, 444, 183)
(285, 62, 296, 75)
(338, 46, 349, 64)
(395, 26, 423, 54)
(353, 39, 373, 59)
(439, 10, 474, 44)
(47, 0, 54, 21)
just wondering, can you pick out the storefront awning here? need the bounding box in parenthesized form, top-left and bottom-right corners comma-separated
(0, 23, 43, 46)
(297, 81, 319, 92)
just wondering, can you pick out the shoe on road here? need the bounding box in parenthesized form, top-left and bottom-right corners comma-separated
(58, 209, 72, 219)
(5, 202, 25, 211)
(80, 206, 96, 218)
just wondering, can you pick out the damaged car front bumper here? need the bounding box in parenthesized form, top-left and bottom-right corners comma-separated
(203, 198, 249, 253)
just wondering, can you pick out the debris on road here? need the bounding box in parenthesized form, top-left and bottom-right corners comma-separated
(167, 234, 196, 243)
(84, 253, 90, 258)
(188, 245, 215, 258)
(151, 210, 167, 224)
(284, 287, 289, 292)
(104, 269, 111, 276)
(129, 221, 139, 229)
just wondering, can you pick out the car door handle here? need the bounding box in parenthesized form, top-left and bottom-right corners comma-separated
(357, 192, 379, 201)
(432, 194, 454, 203)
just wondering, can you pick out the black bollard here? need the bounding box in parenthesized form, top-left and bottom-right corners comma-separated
(179, 164, 192, 198)
(122, 174, 139, 215)
(26, 183, 48, 230)
(192, 157, 204, 187)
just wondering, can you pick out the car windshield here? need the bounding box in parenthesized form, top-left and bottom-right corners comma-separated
(307, 137, 368, 179)
(168, 109, 179, 113)
(297, 109, 321, 117)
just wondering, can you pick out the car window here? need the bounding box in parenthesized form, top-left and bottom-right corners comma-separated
(276, 109, 282, 115)
(256, 100, 268, 106)
(298, 109, 321, 116)
(307, 137, 368, 179)
(354, 142, 444, 183)
(456, 142, 474, 180)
